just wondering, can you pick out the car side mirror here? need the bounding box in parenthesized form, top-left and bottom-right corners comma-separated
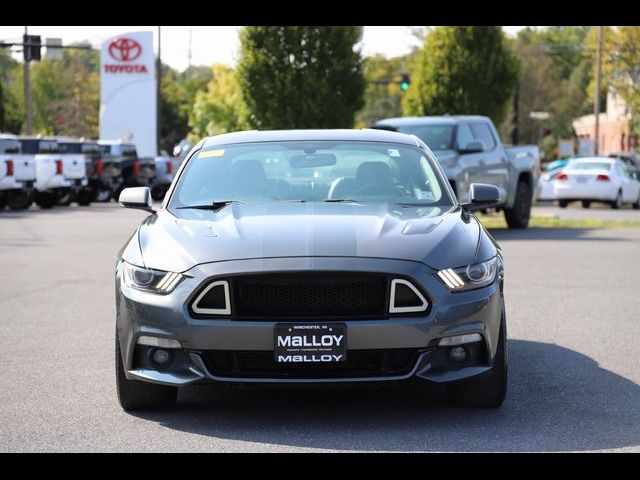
(459, 140, 486, 154)
(461, 183, 500, 211)
(119, 187, 155, 213)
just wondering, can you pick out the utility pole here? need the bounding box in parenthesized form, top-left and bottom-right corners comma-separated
(157, 26, 162, 155)
(594, 25, 604, 155)
(23, 26, 33, 134)
(511, 84, 519, 145)
(188, 27, 193, 68)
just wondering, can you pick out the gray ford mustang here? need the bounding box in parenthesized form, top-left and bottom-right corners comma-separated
(115, 129, 506, 410)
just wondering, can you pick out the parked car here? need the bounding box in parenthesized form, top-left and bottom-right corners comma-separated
(0, 134, 36, 210)
(372, 116, 540, 228)
(608, 152, 640, 177)
(18, 136, 88, 208)
(150, 155, 178, 201)
(115, 129, 507, 411)
(98, 141, 155, 200)
(58, 138, 114, 203)
(537, 160, 569, 201)
(553, 157, 640, 209)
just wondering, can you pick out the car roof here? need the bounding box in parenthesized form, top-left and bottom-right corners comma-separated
(567, 157, 617, 164)
(372, 115, 490, 126)
(57, 137, 98, 144)
(201, 129, 421, 148)
(18, 136, 59, 141)
(98, 140, 135, 146)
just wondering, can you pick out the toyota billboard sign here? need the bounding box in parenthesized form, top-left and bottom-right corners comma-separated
(100, 31, 156, 158)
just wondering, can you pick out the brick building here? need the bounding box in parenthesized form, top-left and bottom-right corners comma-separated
(573, 89, 638, 155)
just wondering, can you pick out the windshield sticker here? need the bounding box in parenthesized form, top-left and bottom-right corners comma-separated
(199, 149, 225, 158)
(388, 149, 400, 157)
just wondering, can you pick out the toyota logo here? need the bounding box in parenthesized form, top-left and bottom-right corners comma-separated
(108, 38, 142, 62)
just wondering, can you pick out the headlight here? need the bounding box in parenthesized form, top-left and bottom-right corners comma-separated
(436, 257, 499, 292)
(122, 262, 185, 294)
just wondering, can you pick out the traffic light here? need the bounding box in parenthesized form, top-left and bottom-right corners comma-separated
(400, 73, 410, 91)
(23, 35, 41, 62)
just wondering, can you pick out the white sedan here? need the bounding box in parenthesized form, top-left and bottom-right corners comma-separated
(553, 157, 640, 209)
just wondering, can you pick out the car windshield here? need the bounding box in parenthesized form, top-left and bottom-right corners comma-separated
(383, 125, 455, 150)
(567, 162, 612, 171)
(169, 141, 453, 209)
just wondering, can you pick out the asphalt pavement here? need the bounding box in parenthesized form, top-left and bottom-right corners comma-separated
(1, 203, 639, 452)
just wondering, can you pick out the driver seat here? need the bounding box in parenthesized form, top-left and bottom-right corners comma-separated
(354, 161, 395, 191)
(327, 161, 396, 199)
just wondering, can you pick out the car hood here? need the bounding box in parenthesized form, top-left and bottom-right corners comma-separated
(129, 203, 483, 273)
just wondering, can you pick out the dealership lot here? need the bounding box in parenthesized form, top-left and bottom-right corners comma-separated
(1, 204, 639, 452)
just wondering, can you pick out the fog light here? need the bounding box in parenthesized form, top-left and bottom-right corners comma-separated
(137, 336, 181, 348)
(449, 346, 467, 362)
(152, 348, 171, 365)
(439, 333, 482, 347)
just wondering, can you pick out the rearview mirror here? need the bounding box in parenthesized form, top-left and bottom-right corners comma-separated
(459, 140, 486, 154)
(119, 187, 155, 213)
(461, 183, 500, 211)
(290, 153, 337, 168)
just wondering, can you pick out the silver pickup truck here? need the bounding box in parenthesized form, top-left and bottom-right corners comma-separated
(373, 116, 540, 228)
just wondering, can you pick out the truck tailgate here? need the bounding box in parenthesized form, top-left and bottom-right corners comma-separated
(61, 154, 87, 180)
(1, 154, 36, 182)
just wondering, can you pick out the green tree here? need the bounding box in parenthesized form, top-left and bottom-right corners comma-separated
(537, 26, 590, 80)
(28, 44, 99, 137)
(403, 26, 519, 126)
(160, 64, 213, 151)
(504, 28, 591, 147)
(355, 54, 405, 128)
(0, 50, 23, 133)
(189, 64, 249, 138)
(589, 26, 640, 135)
(237, 26, 365, 129)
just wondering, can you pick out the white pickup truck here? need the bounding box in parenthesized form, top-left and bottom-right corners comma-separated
(18, 137, 89, 208)
(373, 115, 541, 228)
(0, 134, 36, 210)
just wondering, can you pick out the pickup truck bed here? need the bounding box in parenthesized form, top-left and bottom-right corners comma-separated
(372, 115, 541, 228)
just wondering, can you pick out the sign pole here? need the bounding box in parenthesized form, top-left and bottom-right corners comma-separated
(23, 26, 33, 134)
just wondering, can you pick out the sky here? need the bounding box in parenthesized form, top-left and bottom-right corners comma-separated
(1, 26, 532, 72)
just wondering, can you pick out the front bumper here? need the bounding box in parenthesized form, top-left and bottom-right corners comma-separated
(116, 257, 503, 386)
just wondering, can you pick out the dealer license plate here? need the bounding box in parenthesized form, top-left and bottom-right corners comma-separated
(274, 323, 346, 363)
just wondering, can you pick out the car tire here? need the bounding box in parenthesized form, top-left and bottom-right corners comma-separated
(447, 308, 507, 409)
(581, 200, 591, 209)
(57, 191, 73, 207)
(558, 200, 568, 208)
(76, 190, 93, 207)
(611, 191, 622, 209)
(35, 192, 56, 209)
(115, 334, 177, 411)
(504, 181, 532, 229)
(0, 195, 7, 210)
(633, 193, 640, 210)
(95, 188, 112, 203)
(7, 191, 33, 210)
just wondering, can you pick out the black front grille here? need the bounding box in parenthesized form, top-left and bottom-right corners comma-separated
(202, 349, 426, 379)
(231, 272, 388, 319)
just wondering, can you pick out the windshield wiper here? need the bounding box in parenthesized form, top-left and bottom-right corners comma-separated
(177, 200, 245, 211)
(323, 198, 360, 203)
(395, 202, 433, 208)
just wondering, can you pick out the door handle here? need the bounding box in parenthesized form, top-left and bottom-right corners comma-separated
(478, 160, 486, 166)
